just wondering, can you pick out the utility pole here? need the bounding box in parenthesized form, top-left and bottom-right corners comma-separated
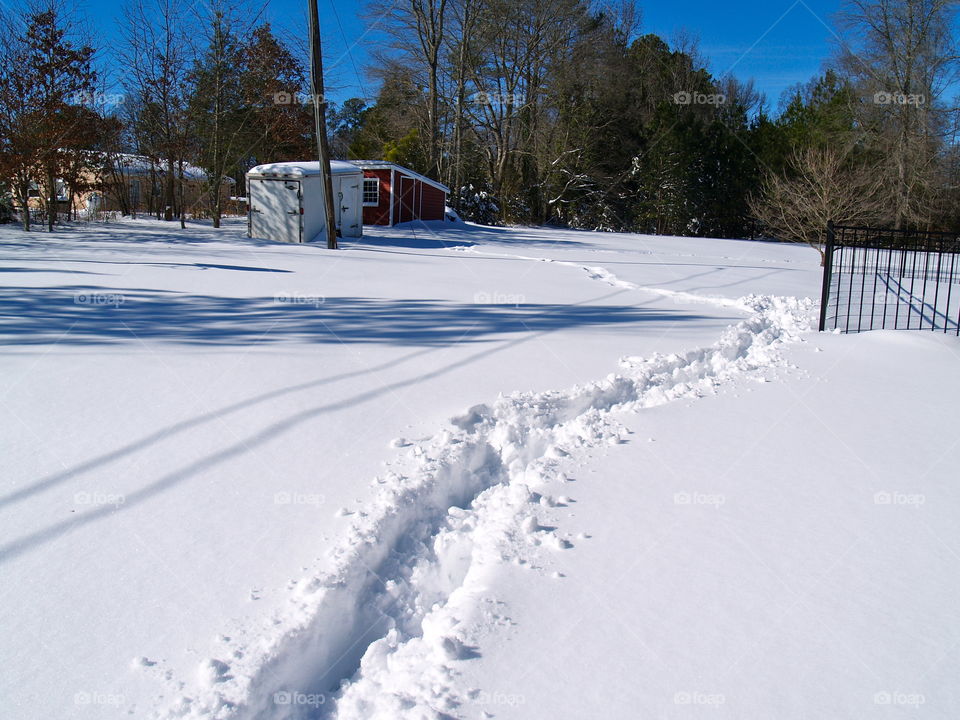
(308, 0, 338, 249)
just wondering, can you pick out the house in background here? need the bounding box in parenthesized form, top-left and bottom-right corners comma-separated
(87, 154, 236, 218)
(350, 161, 450, 226)
(25, 153, 236, 220)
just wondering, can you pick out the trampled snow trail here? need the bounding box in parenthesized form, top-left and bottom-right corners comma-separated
(448, 243, 754, 310)
(158, 265, 814, 719)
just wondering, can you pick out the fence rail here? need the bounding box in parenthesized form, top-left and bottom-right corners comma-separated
(819, 223, 960, 334)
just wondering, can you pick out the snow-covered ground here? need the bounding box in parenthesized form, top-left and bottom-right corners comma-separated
(1, 218, 957, 719)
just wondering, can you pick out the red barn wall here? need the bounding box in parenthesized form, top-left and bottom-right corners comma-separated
(420, 184, 446, 221)
(361, 167, 448, 226)
(362, 169, 392, 225)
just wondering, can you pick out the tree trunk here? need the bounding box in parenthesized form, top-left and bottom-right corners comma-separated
(46, 166, 56, 232)
(428, 61, 439, 176)
(451, 32, 469, 211)
(212, 180, 221, 228)
(165, 157, 175, 221)
(17, 181, 30, 232)
(179, 170, 186, 229)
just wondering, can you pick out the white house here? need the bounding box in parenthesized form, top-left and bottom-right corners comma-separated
(246, 161, 363, 243)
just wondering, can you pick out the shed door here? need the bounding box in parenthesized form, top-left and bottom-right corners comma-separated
(250, 178, 302, 243)
(335, 175, 362, 237)
(398, 176, 416, 223)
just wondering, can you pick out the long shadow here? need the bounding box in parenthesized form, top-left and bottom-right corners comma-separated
(1, 218, 269, 249)
(0, 258, 292, 273)
(0, 332, 538, 564)
(188, 262, 292, 272)
(349, 233, 475, 251)
(0, 295, 642, 564)
(0, 346, 439, 511)
(0, 287, 711, 563)
(348, 246, 507, 261)
(0, 286, 699, 347)
(681, 267, 797, 293)
(0, 267, 104, 275)
(353, 221, 592, 249)
(877, 273, 958, 329)
(0, 284, 706, 509)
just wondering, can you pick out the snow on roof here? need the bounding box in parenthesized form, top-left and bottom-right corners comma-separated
(107, 153, 233, 183)
(349, 160, 451, 194)
(247, 161, 362, 178)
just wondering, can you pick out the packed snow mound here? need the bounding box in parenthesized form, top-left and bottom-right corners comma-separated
(159, 291, 814, 719)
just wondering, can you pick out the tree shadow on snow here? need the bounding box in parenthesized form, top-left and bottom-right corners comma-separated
(0, 284, 714, 565)
(351, 219, 592, 250)
(0, 285, 706, 347)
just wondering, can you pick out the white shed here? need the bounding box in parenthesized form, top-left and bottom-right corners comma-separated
(247, 160, 363, 243)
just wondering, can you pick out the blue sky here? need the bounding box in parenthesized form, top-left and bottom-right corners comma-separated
(83, 0, 844, 115)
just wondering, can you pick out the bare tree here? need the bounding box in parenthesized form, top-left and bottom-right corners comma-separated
(750, 146, 885, 264)
(444, 0, 481, 203)
(837, 0, 960, 228)
(120, 0, 195, 222)
(374, 0, 449, 177)
(465, 0, 588, 211)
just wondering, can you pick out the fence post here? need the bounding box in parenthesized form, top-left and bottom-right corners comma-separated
(818, 221, 835, 332)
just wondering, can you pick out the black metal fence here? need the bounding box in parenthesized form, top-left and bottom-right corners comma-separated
(819, 223, 960, 334)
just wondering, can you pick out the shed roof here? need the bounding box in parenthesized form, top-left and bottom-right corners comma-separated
(247, 161, 362, 178)
(349, 161, 450, 194)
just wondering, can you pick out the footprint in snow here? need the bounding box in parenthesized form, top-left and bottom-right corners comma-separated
(197, 659, 232, 687)
(439, 636, 481, 661)
(545, 535, 573, 551)
(450, 404, 489, 431)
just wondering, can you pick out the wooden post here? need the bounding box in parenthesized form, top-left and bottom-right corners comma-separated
(308, 0, 338, 249)
(819, 221, 835, 331)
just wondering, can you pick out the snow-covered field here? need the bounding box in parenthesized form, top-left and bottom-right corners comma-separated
(2, 218, 958, 719)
